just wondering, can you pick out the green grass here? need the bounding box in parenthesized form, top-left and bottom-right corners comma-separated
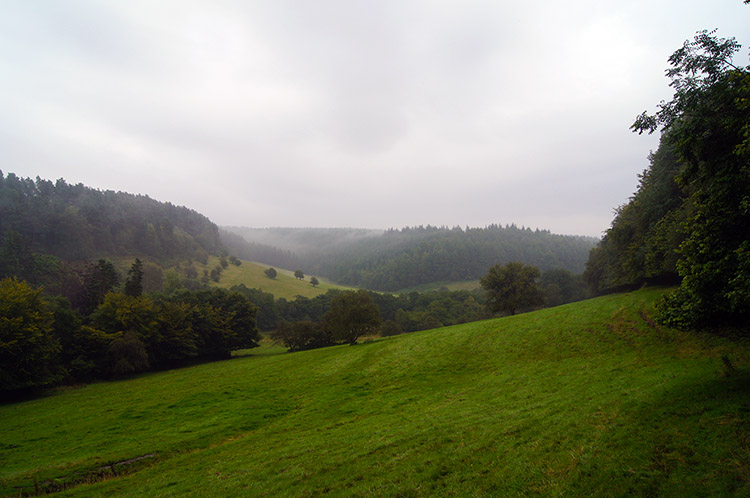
(2, 288, 749, 496)
(203, 257, 354, 299)
(395, 279, 481, 293)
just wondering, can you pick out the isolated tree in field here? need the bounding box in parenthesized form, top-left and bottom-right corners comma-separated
(323, 290, 381, 345)
(480, 262, 544, 315)
(264, 267, 277, 279)
(124, 258, 144, 297)
(294, 269, 304, 280)
(310, 276, 319, 287)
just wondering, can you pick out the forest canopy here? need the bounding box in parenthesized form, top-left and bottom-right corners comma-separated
(0, 172, 224, 263)
(224, 225, 597, 292)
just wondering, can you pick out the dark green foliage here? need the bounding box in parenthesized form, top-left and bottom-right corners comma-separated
(481, 262, 545, 315)
(141, 261, 164, 294)
(79, 259, 120, 314)
(49, 297, 110, 382)
(540, 268, 588, 307)
(310, 276, 319, 287)
(271, 320, 333, 352)
(378, 320, 401, 337)
(594, 29, 750, 328)
(276, 293, 336, 324)
(0, 230, 80, 299)
(108, 331, 150, 376)
(320, 224, 595, 291)
(124, 258, 144, 297)
(0, 172, 224, 263)
(0, 275, 260, 387)
(270, 287, 487, 341)
(322, 290, 382, 345)
(294, 269, 304, 280)
(0, 230, 35, 281)
(264, 267, 277, 279)
(167, 288, 260, 359)
(210, 267, 221, 282)
(230, 285, 280, 331)
(584, 140, 686, 294)
(0, 277, 62, 392)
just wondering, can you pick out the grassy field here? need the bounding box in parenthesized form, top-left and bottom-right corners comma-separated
(202, 257, 354, 299)
(395, 279, 481, 294)
(1, 288, 749, 496)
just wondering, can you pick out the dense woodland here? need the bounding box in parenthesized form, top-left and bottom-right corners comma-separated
(0, 272, 260, 394)
(0, 172, 223, 263)
(224, 225, 597, 292)
(585, 30, 749, 329)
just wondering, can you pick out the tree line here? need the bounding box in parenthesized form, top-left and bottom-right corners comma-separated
(230, 262, 587, 352)
(585, 29, 749, 329)
(223, 224, 597, 292)
(1, 250, 587, 396)
(0, 259, 259, 396)
(0, 172, 223, 263)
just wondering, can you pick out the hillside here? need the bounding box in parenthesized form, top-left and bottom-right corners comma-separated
(2, 288, 748, 496)
(223, 225, 598, 292)
(0, 172, 223, 264)
(204, 256, 353, 300)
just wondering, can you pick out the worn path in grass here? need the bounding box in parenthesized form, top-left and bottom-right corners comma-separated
(1, 288, 749, 496)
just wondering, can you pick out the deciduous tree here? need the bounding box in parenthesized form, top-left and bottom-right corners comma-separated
(0, 277, 62, 392)
(323, 290, 381, 345)
(480, 262, 544, 316)
(632, 29, 750, 328)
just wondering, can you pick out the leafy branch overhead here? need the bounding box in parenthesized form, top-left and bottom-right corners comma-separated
(631, 30, 745, 135)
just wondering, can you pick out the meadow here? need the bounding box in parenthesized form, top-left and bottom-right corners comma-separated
(1, 288, 748, 496)
(205, 257, 352, 299)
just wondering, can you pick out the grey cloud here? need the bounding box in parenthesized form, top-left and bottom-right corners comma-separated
(1, 0, 748, 238)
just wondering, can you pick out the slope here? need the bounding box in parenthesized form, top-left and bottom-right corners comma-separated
(204, 256, 353, 299)
(1, 289, 748, 497)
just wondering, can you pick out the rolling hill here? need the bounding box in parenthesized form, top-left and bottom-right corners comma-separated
(204, 256, 354, 300)
(1, 288, 748, 496)
(222, 225, 598, 292)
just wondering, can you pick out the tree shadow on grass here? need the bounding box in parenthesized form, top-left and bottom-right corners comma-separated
(585, 367, 750, 496)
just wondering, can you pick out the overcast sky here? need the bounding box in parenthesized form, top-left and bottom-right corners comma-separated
(1, 1, 748, 237)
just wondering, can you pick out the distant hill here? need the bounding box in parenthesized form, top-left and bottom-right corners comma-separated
(0, 172, 223, 263)
(223, 225, 598, 292)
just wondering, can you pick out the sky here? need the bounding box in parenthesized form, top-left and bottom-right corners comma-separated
(1, 1, 748, 238)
